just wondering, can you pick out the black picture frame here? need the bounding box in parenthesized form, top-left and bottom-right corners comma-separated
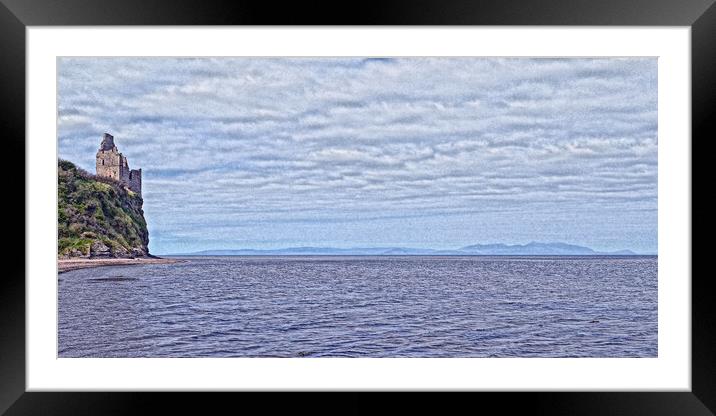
(1, 0, 710, 414)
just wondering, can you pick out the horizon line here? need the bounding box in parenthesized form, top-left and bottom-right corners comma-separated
(159, 253, 657, 257)
(156, 242, 653, 256)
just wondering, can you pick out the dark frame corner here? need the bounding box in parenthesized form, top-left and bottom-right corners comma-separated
(1, 0, 711, 414)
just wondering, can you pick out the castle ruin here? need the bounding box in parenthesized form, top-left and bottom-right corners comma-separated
(96, 133, 142, 196)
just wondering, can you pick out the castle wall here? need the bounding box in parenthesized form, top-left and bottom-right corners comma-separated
(96, 149, 124, 181)
(128, 169, 142, 195)
(119, 155, 130, 183)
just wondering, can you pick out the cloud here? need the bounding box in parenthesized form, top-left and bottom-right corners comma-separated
(58, 57, 658, 254)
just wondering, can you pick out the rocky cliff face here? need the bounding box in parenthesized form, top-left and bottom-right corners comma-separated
(58, 159, 149, 258)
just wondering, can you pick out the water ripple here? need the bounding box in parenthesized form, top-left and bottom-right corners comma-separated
(58, 256, 657, 357)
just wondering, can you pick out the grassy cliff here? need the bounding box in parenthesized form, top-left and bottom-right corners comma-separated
(58, 159, 149, 258)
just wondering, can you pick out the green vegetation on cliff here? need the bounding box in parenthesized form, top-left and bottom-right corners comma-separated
(58, 159, 149, 258)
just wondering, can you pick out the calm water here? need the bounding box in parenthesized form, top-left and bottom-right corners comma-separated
(58, 256, 657, 357)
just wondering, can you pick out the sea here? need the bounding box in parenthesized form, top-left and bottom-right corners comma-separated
(58, 255, 657, 358)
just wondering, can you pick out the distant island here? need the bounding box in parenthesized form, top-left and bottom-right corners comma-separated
(173, 242, 643, 256)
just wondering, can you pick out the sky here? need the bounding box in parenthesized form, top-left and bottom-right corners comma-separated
(57, 57, 657, 255)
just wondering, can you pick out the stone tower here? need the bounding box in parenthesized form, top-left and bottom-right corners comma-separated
(96, 133, 142, 196)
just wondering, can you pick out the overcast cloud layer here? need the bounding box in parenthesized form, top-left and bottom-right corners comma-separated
(58, 58, 657, 254)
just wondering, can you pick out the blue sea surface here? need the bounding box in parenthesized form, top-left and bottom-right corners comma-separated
(58, 256, 657, 357)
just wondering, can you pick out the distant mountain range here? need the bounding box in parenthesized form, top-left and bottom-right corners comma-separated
(172, 242, 641, 256)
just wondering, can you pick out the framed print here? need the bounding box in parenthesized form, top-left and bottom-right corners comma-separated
(3, 0, 711, 414)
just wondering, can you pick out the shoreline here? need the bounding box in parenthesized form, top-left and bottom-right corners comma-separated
(58, 257, 182, 273)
